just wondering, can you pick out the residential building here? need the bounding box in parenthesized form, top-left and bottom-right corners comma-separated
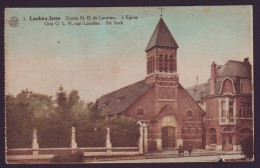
(187, 58, 253, 151)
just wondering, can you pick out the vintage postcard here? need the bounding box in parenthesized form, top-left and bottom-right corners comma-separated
(5, 6, 253, 163)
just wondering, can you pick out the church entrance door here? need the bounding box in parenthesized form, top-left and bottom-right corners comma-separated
(162, 126, 176, 148)
(161, 116, 177, 149)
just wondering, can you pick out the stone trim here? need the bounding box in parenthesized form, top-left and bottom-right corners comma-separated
(219, 76, 236, 94)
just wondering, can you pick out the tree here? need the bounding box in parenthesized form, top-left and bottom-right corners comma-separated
(29, 93, 56, 120)
(6, 93, 33, 148)
(6, 90, 54, 148)
(6, 87, 108, 148)
(87, 100, 103, 121)
(56, 86, 69, 118)
(240, 135, 253, 159)
(38, 87, 91, 147)
(40, 86, 72, 147)
(69, 90, 90, 125)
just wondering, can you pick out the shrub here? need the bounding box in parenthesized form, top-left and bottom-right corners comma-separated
(110, 118, 140, 147)
(51, 150, 84, 163)
(37, 116, 71, 148)
(240, 135, 253, 158)
(76, 121, 107, 147)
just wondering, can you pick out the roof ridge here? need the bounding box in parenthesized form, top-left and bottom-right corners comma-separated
(154, 18, 163, 46)
(227, 60, 246, 63)
(179, 84, 206, 116)
(99, 80, 145, 98)
(217, 59, 251, 78)
(186, 83, 208, 89)
(98, 80, 153, 116)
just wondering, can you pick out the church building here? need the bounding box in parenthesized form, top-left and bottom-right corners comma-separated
(98, 17, 206, 152)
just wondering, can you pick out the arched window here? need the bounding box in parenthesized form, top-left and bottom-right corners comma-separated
(151, 55, 155, 73)
(173, 56, 176, 71)
(186, 110, 193, 117)
(209, 128, 217, 144)
(169, 54, 174, 72)
(195, 127, 199, 134)
(240, 79, 252, 94)
(159, 54, 163, 72)
(182, 126, 185, 134)
(136, 107, 144, 116)
(188, 127, 191, 134)
(170, 54, 173, 60)
(164, 55, 168, 72)
(147, 57, 151, 74)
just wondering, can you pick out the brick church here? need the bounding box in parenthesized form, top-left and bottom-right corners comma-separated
(98, 17, 206, 151)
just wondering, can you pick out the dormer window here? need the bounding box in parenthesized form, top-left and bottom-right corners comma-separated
(240, 79, 252, 94)
(103, 101, 110, 107)
(117, 96, 125, 103)
(220, 77, 236, 94)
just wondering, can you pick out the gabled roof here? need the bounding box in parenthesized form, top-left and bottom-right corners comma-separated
(179, 84, 206, 116)
(151, 84, 206, 120)
(217, 60, 251, 78)
(151, 104, 170, 121)
(98, 80, 152, 116)
(145, 18, 179, 51)
(186, 83, 208, 102)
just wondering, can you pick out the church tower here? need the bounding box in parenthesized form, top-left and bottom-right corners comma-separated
(145, 17, 179, 86)
(145, 17, 181, 149)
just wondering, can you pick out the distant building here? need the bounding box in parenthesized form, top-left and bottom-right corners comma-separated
(186, 83, 208, 111)
(98, 17, 206, 151)
(186, 58, 253, 151)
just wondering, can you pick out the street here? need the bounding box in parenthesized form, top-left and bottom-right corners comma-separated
(89, 154, 244, 163)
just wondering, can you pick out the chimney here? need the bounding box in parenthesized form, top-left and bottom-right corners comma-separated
(211, 62, 217, 79)
(209, 62, 217, 95)
(217, 65, 223, 69)
(244, 58, 250, 65)
(193, 86, 198, 96)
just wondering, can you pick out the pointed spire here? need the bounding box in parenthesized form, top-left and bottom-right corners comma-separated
(145, 18, 178, 51)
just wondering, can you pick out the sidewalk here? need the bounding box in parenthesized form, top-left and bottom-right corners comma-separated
(143, 149, 241, 159)
(83, 149, 243, 162)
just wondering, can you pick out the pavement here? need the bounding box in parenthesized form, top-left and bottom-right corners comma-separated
(8, 149, 249, 163)
(84, 149, 247, 163)
(88, 154, 246, 163)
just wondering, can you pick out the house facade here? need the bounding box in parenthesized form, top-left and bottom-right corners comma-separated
(98, 17, 206, 152)
(186, 58, 253, 151)
(204, 59, 253, 151)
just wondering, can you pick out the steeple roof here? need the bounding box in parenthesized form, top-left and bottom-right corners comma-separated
(146, 18, 178, 51)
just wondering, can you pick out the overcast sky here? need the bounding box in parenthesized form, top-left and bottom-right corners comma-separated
(5, 6, 253, 102)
